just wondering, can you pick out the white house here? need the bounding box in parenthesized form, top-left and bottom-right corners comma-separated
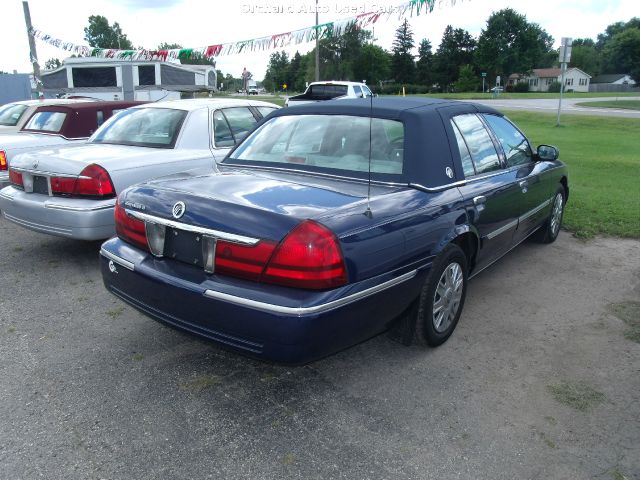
(508, 68, 591, 93)
(41, 57, 217, 101)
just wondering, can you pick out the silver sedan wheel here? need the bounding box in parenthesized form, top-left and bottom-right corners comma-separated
(550, 192, 564, 236)
(432, 262, 464, 333)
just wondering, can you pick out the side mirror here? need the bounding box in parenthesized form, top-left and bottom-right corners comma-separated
(537, 144, 559, 161)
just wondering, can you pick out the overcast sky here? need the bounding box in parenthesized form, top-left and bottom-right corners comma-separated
(1, 0, 637, 79)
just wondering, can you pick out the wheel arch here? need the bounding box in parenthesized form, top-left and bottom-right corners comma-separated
(560, 175, 569, 202)
(451, 228, 479, 273)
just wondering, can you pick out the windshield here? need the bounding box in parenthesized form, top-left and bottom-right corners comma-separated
(227, 114, 404, 176)
(90, 107, 187, 148)
(0, 104, 29, 126)
(23, 111, 67, 132)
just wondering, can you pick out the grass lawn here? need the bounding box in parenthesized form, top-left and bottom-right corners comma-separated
(403, 92, 640, 100)
(575, 100, 640, 111)
(504, 111, 640, 238)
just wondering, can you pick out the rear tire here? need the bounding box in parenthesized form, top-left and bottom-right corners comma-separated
(535, 186, 565, 244)
(414, 244, 468, 347)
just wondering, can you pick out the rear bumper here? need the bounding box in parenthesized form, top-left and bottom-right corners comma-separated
(0, 186, 115, 240)
(100, 238, 426, 364)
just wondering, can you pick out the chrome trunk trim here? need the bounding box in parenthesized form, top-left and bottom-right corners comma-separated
(125, 209, 260, 246)
(100, 248, 135, 271)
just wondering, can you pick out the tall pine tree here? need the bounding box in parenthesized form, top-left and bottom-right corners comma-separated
(391, 20, 416, 84)
(416, 39, 434, 86)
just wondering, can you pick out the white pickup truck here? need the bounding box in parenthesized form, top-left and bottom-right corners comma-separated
(285, 81, 373, 107)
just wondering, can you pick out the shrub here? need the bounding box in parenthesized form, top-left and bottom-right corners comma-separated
(547, 81, 561, 93)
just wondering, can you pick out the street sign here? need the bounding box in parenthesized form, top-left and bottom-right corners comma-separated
(481, 72, 487, 77)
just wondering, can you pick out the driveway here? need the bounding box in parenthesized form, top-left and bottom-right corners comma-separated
(1, 216, 638, 480)
(474, 96, 640, 118)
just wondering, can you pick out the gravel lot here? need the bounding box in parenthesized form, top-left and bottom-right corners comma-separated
(1, 215, 638, 480)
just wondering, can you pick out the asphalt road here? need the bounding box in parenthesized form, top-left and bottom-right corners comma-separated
(473, 96, 640, 118)
(1, 217, 639, 480)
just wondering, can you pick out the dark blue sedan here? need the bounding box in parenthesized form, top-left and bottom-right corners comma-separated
(100, 98, 568, 364)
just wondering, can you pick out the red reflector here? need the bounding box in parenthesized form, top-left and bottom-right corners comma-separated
(9, 169, 23, 187)
(0, 151, 7, 171)
(51, 164, 115, 198)
(114, 201, 148, 251)
(215, 239, 277, 281)
(262, 220, 347, 290)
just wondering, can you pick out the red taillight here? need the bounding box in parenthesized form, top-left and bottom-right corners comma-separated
(0, 151, 7, 171)
(9, 169, 24, 188)
(215, 239, 277, 281)
(114, 201, 148, 251)
(262, 220, 347, 289)
(51, 164, 115, 198)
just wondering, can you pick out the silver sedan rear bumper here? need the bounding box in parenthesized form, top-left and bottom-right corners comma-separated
(0, 186, 116, 240)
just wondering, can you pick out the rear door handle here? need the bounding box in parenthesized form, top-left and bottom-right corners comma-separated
(473, 195, 486, 205)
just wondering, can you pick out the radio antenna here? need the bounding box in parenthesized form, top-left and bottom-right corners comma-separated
(364, 88, 373, 218)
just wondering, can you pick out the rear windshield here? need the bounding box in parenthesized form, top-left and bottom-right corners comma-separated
(90, 107, 187, 148)
(23, 111, 67, 133)
(0, 104, 28, 126)
(308, 84, 348, 98)
(226, 114, 404, 176)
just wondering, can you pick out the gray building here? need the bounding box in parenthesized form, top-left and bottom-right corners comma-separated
(0, 73, 33, 105)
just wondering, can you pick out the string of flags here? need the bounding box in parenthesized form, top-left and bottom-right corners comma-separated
(29, 0, 461, 62)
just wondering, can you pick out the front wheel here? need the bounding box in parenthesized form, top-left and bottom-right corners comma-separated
(414, 244, 468, 346)
(535, 186, 565, 244)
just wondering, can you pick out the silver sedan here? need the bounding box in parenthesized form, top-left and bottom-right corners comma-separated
(0, 98, 279, 240)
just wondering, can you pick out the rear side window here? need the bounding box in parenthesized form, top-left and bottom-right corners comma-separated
(23, 111, 67, 133)
(451, 121, 476, 177)
(256, 106, 278, 118)
(213, 110, 234, 147)
(482, 114, 532, 167)
(219, 107, 257, 143)
(452, 114, 501, 175)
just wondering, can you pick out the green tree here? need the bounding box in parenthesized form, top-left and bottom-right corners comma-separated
(44, 58, 62, 70)
(596, 18, 640, 49)
(475, 9, 553, 79)
(433, 26, 476, 91)
(391, 20, 416, 84)
(569, 38, 600, 75)
(454, 64, 478, 92)
(605, 27, 640, 82)
(415, 39, 434, 86)
(263, 51, 290, 92)
(84, 15, 134, 49)
(352, 44, 391, 87)
(318, 28, 372, 81)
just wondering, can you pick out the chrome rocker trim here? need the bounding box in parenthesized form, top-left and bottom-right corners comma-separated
(125, 209, 260, 246)
(203, 270, 418, 316)
(518, 199, 551, 222)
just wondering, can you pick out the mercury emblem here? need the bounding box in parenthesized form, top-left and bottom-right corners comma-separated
(445, 167, 454, 179)
(172, 201, 186, 219)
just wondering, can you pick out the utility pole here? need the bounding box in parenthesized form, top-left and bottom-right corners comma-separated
(556, 37, 572, 127)
(315, 0, 320, 81)
(22, 1, 41, 98)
